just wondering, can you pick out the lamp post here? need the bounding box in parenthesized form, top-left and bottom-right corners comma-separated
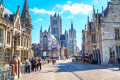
(28, 46, 32, 58)
(9, 25, 14, 61)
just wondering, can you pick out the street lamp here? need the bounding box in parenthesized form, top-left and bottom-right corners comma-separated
(9, 25, 14, 60)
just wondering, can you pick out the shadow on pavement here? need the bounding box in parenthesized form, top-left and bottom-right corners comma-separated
(53, 61, 119, 73)
(38, 61, 120, 74)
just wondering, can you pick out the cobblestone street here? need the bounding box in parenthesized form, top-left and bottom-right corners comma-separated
(18, 59, 120, 80)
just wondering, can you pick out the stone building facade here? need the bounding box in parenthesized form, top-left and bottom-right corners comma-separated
(0, 0, 32, 66)
(82, 0, 120, 64)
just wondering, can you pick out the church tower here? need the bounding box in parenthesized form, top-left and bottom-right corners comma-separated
(69, 21, 77, 55)
(50, 13, 62, 41)
(21, 0, 32, 29)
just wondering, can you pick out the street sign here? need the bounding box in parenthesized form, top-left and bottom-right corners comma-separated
(43, 52, 46, 56)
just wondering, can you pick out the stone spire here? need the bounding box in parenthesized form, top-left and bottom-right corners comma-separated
(93, 5, 95, 14)
(48, 25, 51, 32)
(71, 20, 73, 30)
(65, 29, 66, 33)
(21, 0, 31, 19)
(85, 24, 86, 30)
(16, 6, 20, 14)
(88, 16, 89, 23)
(40, 25, 42, 32)
(102, 6, 103, 13)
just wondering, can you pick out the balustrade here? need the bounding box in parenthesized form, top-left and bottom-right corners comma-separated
(0, 66, 12, 80)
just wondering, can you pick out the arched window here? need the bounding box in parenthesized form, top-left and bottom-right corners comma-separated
(5, 48, 10, 64)
(115, 29, 120, 39)
(0, 28, 3, 43)
(43, 35, 48, 51)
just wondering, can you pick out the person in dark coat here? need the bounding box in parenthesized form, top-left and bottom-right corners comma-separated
(38, 57, 42, 71)
(31, 57, 36, 71)
(116, 56, 120, 70)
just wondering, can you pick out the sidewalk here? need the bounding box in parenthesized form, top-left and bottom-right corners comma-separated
(17, 60, 66, 80)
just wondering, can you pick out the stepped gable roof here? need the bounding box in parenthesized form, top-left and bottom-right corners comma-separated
(3, 7, 14, 21)
(103, 2, 111, 17)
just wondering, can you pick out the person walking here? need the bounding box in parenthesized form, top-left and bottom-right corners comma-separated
(36, 57, 39, 70)
(116, 56, 120, 70)
(25, 58, 31, 73)
(34, 57, 38, 72)
(38, 57, 42, 71)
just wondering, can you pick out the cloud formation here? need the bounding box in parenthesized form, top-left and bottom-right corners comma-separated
(35, 18, 43, 22)
(30, 7, 55, 15)
(67, 1, 71, 4)
(30, 2, 93, 15)
(56, 3, 93, 15)
(38, 19, 43, 21)
(63, 15, 74, 19)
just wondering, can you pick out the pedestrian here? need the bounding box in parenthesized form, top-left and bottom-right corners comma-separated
(35, 57, 38, 72)
(31, 57, 36, 72)
(36, 57, 39, 70)
(25, 58, 31, 73)
(48, 59, 49, 64)
(38, 57, 42, 70)
(31, 58, 34, 71)
(52, 59, 55, 65)
(116, 56, 120, 70)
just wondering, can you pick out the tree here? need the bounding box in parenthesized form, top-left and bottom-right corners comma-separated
(64, 48, 70, 59)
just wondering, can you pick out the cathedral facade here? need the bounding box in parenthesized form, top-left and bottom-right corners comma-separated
(39, 13, 77, 59)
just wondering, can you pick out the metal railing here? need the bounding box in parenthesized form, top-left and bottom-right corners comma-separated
(0, 66, 12, 80)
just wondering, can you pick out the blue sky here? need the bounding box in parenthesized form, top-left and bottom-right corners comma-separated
(3, 0, 109, 49)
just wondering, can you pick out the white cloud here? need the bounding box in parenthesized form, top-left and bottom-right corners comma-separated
(34, 18, 43, 22)
(67, 1, 71, 4)
(59, 3, 93, 15)
(30, 3, 93, 15)
(32, 40, 40, 44)
(94, 0, 98, 5)
(38, 18, 43, 21)
(30, 7, 55, 15)
(55, 4, 63, 8)
(30, 8, 45, 14)
(46, 11, 55, 15)
(65, 15, 74, 19)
